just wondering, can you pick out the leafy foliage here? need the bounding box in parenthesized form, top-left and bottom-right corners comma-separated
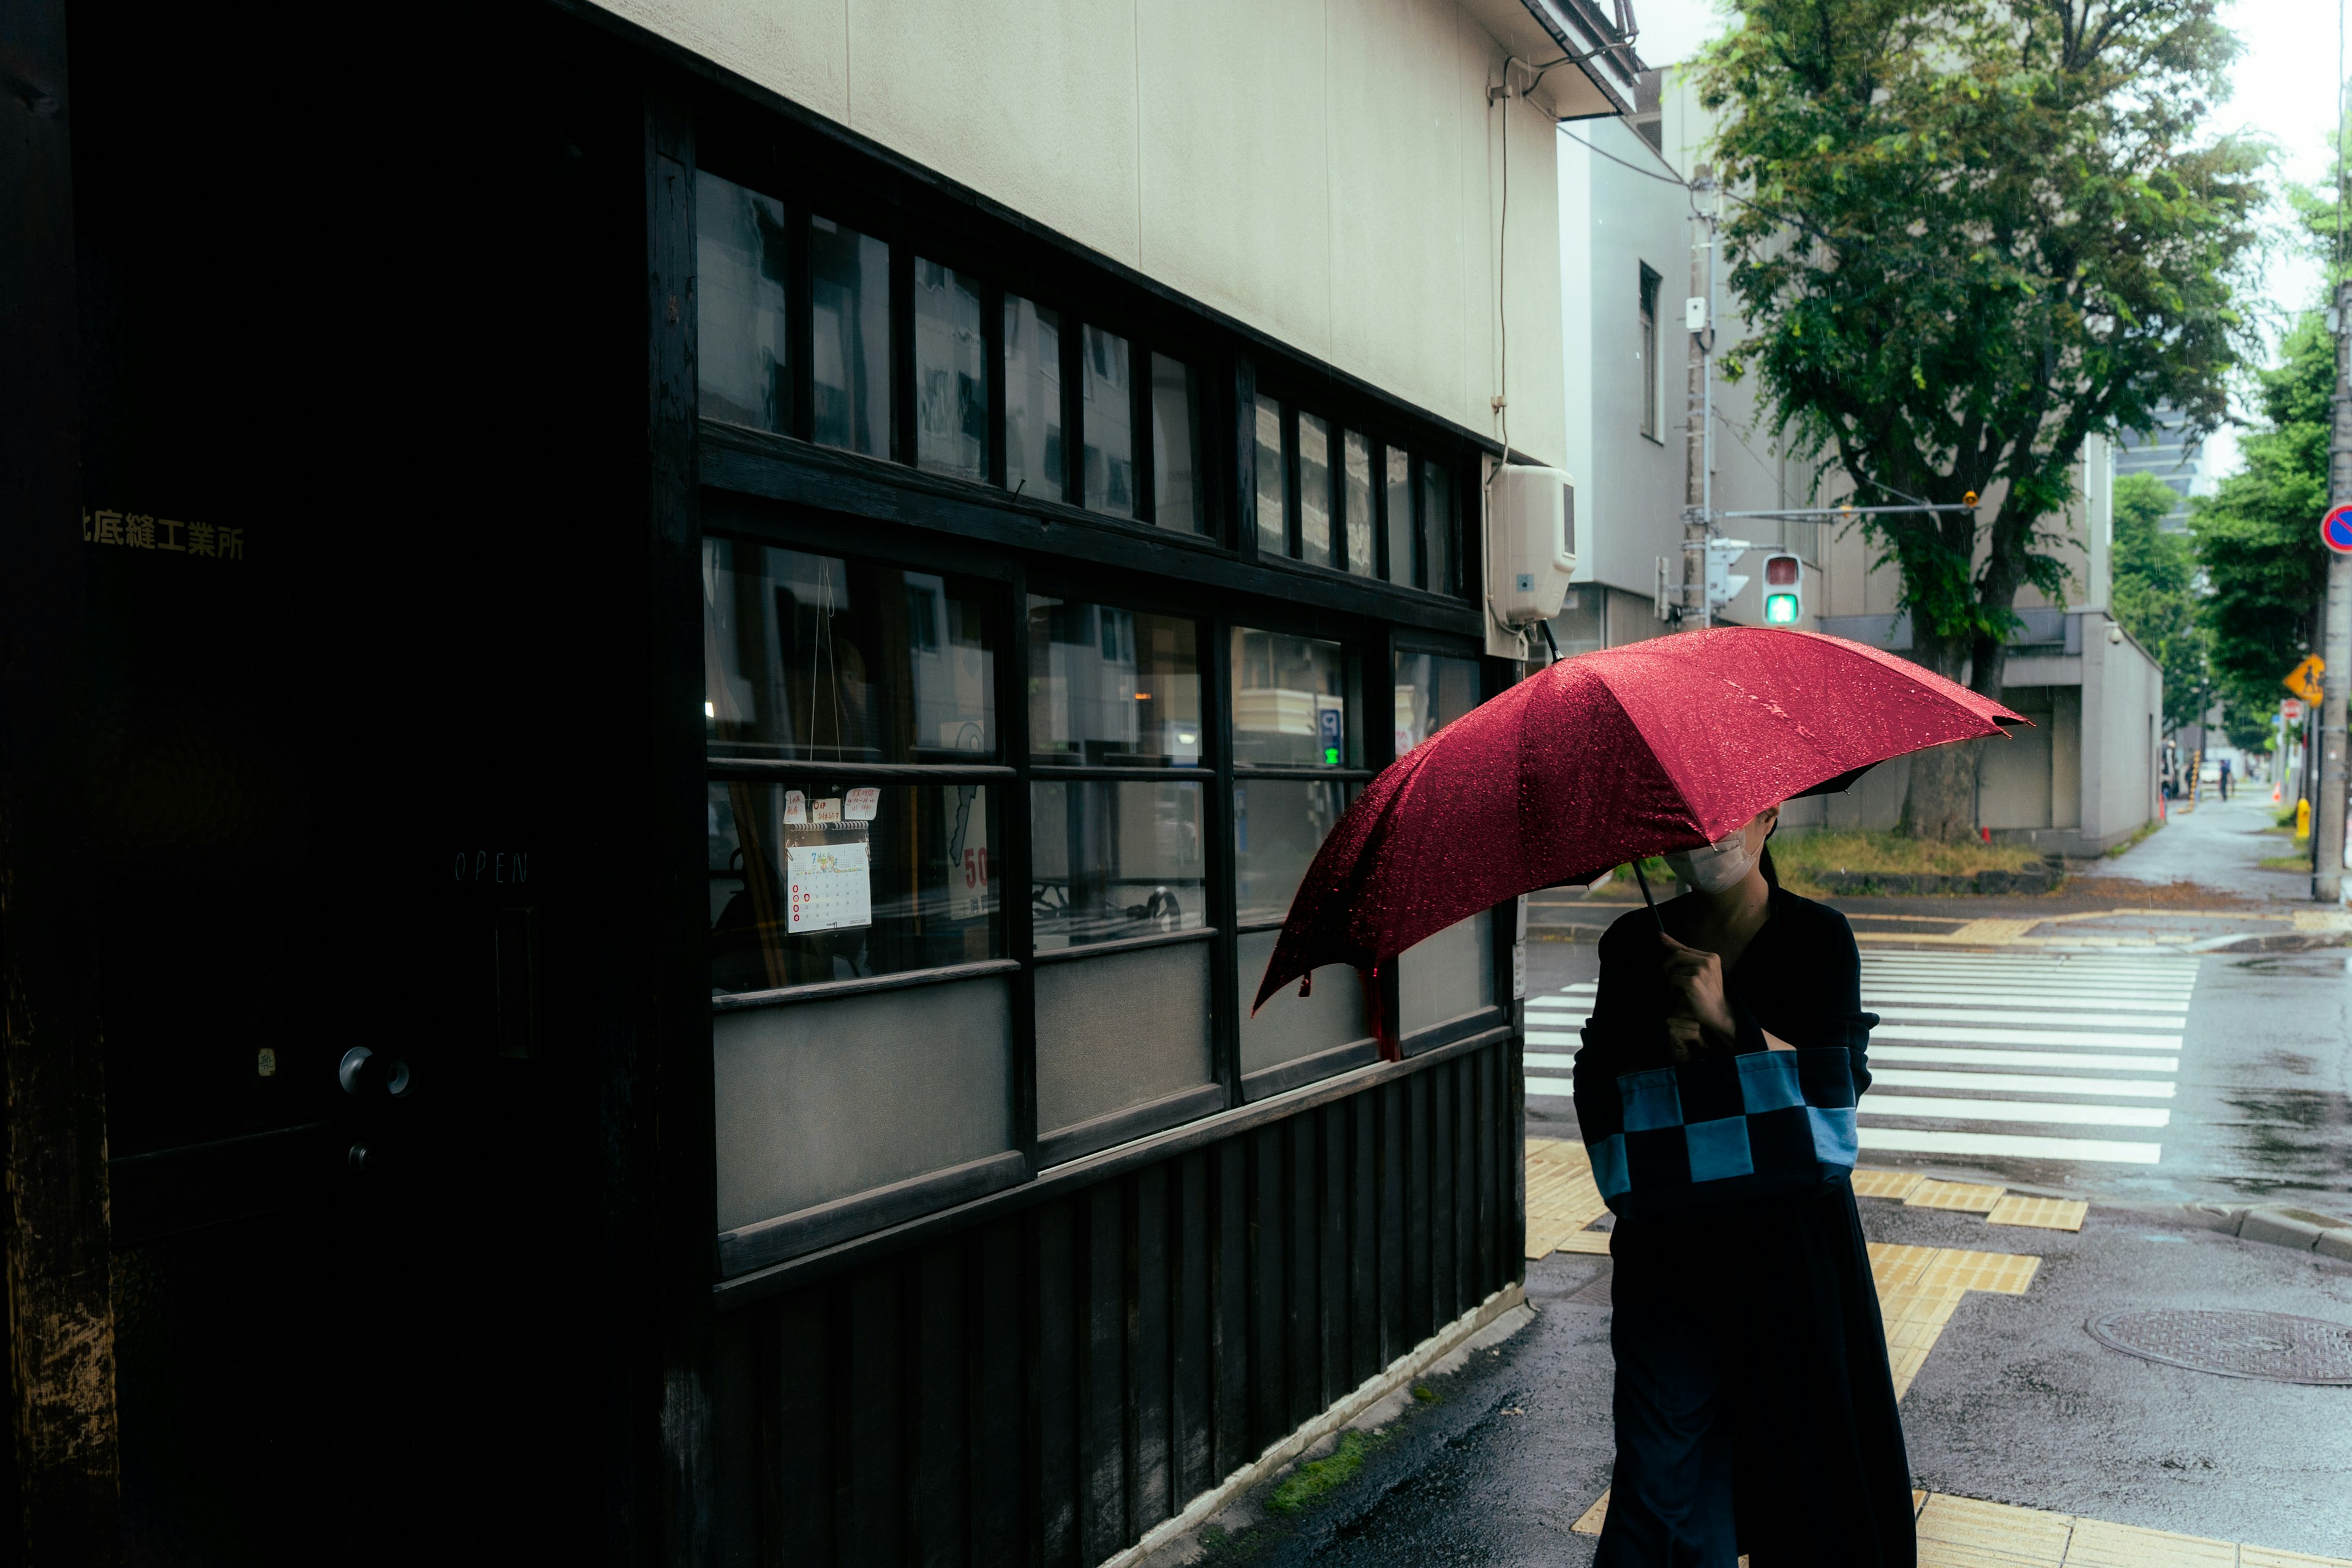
(1696, 0, 2263, 702)
(2107, 472, 2206, 733)
(2190, 312, 2335, 748)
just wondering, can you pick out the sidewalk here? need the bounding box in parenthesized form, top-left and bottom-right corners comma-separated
(2080, 790, 2313, 906)
(1157, 1165, 2352, 1567)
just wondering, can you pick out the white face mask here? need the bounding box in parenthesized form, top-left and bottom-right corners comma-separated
(1664, 831, 1756, 894)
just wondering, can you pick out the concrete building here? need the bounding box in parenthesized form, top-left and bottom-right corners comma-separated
(1552, 63, 2162, 854)
(2114, 402, 2207, 533)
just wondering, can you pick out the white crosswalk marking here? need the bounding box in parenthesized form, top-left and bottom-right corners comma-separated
(1523, 949, 2204, 1168)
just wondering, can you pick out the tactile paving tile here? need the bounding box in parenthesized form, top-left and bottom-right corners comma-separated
(1852, 1168, 1930, 1201)
(1523, 1139, 1611, 1259)
(1570, 1491, 1608, 1535)
(2061, 1517, 2236, 1566)
(1555, 1228, 1615, 1254)
(1986, 1196, 2089, 1232)
(1907, 1179, 2009, 1213)
(1915, 1492, 2073, 1567)
(1868, 1242, 1940, 1291)
(2239, 1548, 2352, 1567)
(1917, 1250, 2040, 1296)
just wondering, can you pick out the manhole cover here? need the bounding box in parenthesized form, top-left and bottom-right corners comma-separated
(2088, 1308, 2352, 1385)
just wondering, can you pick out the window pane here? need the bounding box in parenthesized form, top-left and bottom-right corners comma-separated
(1005, 295, 1063, 500)
(1234, 778, 1351, 926)
(1150, 353, 1205, 534)
(1400, 916, 1493, 1034)
(1082, 325, 1136, 517)
(1384, 446, 1413, 585)
(1343, 430, 1374, 576)
(1231, 628, 1348, 767)
(1638, 265, 1661, 442)
(1036, 943, 1212, 1135)
(713, 976, 1011, 1231)
(1393, 651, 1480, 755)
(1238, 929, 1368, 1077)
(810, 215, 891, 456)
(709, 781, 1002, 993)
(1254, 394, 1287, 556)
(1298, 412, 1333, 567)
(1550, 588, 1604, 658)
(1421, 461, 1453, 595)
(695, 172, 790, 434)
(704, 538, 996, 761)
(914, 258, 987, 481)
(1031, 782, 1208, 951)
(1027, 598, 1202, 765)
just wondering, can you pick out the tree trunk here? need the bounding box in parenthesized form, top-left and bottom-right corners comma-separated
(1898, 628, 1978, 840)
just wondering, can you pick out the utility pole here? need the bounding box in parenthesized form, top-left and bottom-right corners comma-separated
(2320, 273, 2352, 902)
(1681, 166, 1716, 627)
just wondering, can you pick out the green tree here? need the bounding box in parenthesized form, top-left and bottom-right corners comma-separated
(2108, 472, 2208, 734)
(1697, 0, 2263, 837)
(2190, 312, 2335, 748)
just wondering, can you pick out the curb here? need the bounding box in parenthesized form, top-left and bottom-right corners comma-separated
(2180, 1201, 2352, 1262)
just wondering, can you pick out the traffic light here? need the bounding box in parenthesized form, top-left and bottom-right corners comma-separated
(1762, 553, 1803, 625)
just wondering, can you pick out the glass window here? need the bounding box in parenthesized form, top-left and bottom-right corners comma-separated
(704, 538, 996, 762)
(1031, 781, 1208, 951)
(1004, 295, 1063, 500)
(1421, 461, 1454, 596)
(914, 259, 987, 481)
(1343, 430, 1374, 576)
(1036, 944, 1213, 1136)
(1399, 916, 1494, 1035)
(1550, 588, 1604, 658)
(1254, 394, 1287, 556)
(708, 781, 1001, 993)
(1384, 446, 1414, 586)
(1238, 930, 1368, 1077)
(1638, 263, 1662, 442)
(1233, 778, 1351, 927)
(1393, 651, 1480, 755)
(1298, 412, 1333, 568)
(695, 172, 791, 434)
(1082, 325, 1136, 518)
(1151, 353, 1205, 534)
(1231, 629, 1348, 767)
(1027, 598, 1202, 766)
(810, 216, 891, 457)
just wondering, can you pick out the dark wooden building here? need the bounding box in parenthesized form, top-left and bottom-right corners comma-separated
(0, 1, 1637, 1562)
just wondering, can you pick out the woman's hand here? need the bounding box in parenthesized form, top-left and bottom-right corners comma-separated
(1657, 932, 1736, 1049)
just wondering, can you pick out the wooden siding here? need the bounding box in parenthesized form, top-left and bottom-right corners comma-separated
(712, 1036, 1520, 1567)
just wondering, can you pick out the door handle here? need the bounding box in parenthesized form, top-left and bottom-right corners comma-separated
(337, 1046, 414, 1099)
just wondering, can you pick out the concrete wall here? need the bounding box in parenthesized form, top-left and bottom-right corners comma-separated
(597, 0, 1575, 471)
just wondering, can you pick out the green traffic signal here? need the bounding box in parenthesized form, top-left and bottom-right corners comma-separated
(1764, 591, 1800, 625)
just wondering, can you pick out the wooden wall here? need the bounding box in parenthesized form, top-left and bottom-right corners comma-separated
(712, 1034, 1520, 1568)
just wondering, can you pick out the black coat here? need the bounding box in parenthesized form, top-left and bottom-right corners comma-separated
(1572, 884, 1915, 1567)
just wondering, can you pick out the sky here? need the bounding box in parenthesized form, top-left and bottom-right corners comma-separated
(1624, 0, 2346, 484)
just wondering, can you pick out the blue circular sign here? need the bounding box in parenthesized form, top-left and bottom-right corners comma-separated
(2326, 503, 2352, 554)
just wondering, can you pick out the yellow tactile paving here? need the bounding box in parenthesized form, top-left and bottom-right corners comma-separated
(2062, 1517, 2237, 1566)
(1570, 1491, 1608, 1534)
(1917, 1250, 2040, 1295)
(1987, 1196, 2089, 1233)
(1854, 1167, 1931, 1201)
(1917, 1493, 2073, 1566)
(1909, 1179, 2009, 1213)
(1555, 1228, 1615, 1254)
(1869, 1242, 1942, 1291)
(1523, 1137, 1611, 1259)
(2241, 1548, 2352, 1567)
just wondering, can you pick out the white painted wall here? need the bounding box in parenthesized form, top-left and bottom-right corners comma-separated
(597, 0, 1572, 470)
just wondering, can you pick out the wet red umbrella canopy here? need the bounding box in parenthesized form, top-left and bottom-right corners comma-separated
(1252, 628, 2024, 1033)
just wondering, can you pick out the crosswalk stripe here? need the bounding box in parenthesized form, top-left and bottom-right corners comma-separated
(1872, 1024, 2182, 1049)
(1528, 1075, 1574, 1097)
(1527, 1052, 1577, 1070)
(1871, 1044, 2179, 1072)
(1867, 1068, 2175, 1099)
(1872, 1006, 2187, 1028)
(1858, 1094, 2169, 1129)
(1858, 1127, 2163, 1164)
(1526, 1030, 1583, 1045)
(1862, 990, 2190, 1012)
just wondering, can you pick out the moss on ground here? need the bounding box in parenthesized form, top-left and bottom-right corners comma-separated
(1265, 1431, 1387, 1516)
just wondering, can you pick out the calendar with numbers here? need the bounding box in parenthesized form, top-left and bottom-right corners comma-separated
(785, 837, 872, 935)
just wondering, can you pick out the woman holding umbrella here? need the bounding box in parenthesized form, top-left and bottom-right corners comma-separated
(1577, 805, 1912, 1566)
(1254, 627, 2023, 1568)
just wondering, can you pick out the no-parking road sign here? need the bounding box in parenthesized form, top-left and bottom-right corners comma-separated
(2324, 502, 2352, 554)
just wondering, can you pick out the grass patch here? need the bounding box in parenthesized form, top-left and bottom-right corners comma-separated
(2276, 804, 2302, 830)
(2105, 819, 2162, 858)
(2259, 854, 2310, 872)
(1768, 830, 2047, 897)
(1265, 1430, 1387, 1516)
(1411, 1383, 1439, 1404)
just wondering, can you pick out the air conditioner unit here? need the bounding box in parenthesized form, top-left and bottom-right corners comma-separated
(1487, 464, 1577, 647)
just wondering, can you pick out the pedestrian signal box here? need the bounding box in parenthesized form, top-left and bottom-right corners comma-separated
(1762, 553, 1803, 625)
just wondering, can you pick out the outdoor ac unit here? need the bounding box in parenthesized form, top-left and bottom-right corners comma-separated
(1487, 464, 1577, 638)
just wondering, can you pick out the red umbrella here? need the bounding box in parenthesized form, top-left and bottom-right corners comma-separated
(1253, 627, 2024, 1039)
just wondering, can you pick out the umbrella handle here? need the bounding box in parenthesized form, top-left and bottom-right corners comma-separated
(1629, 860, 1665, 933)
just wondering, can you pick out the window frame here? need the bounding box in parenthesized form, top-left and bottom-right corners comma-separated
(1638, 261, 1664, 446)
